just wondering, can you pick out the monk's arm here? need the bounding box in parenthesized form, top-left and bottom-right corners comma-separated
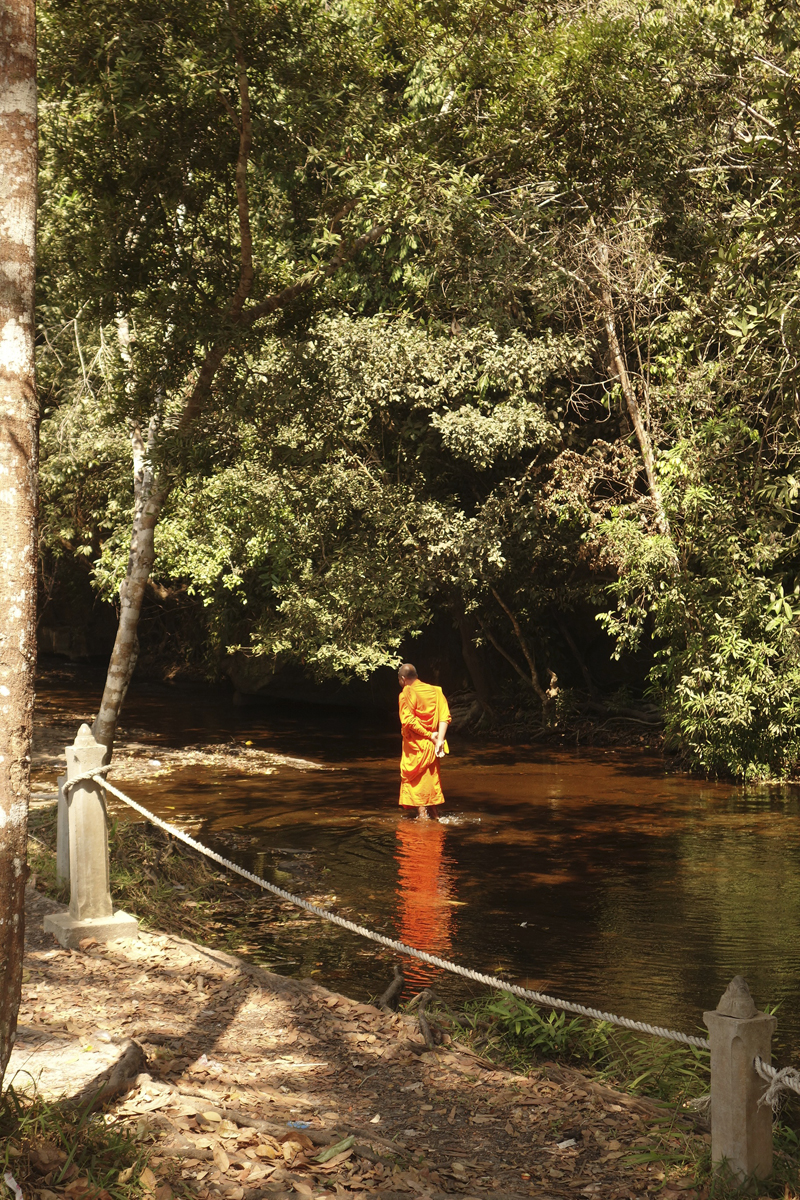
(433, 690, 451, 753)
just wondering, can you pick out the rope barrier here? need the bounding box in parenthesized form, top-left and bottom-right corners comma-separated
(754, 1056, 800, 1109)
(64, 769, 710, 1050)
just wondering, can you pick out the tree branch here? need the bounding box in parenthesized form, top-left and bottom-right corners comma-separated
(598, 271, 670, 535)
(241, 220, 386, 326)
(178, 219, 386, 431)
(488, 588, 549, 705)
(480, 622, 535, 690)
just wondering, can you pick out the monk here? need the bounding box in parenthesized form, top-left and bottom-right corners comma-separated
(398, 663, 451, 818)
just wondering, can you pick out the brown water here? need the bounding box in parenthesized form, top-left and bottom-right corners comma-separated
(35, 672, 800, 1060)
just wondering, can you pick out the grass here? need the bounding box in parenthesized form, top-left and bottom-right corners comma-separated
(434, 991, 712, 1105)
(27, 806, 291, 966)
(418, 992, 800, 1198)
(0, 1084, 153, 1200)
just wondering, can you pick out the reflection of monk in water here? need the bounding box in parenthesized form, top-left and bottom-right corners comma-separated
(396, 820, 453, 990)
(398, 663, 451, 818)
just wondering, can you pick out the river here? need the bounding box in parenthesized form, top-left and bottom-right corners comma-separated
(33, 669, 800, 1060)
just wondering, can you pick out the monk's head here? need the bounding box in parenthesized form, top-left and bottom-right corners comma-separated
(398, 663, 418, 688)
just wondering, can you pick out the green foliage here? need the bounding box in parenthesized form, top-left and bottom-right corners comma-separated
(458, 993, 711, 1107)
(0, 1086, 148, 1200)
(36, 0, 800, 776)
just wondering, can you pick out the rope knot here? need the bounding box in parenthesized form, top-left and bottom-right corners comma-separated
(63, 765, 111, 797)
(754, 1055, 800, 1110)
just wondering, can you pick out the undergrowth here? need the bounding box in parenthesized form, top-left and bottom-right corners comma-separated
(0, 1085, 151, 1200)
(452, 992, 711, 1105)
(27, 807, 284, 965)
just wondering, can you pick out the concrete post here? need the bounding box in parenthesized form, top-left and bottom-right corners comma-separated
(703, 976, 776, 1182)
(55, 772, 69, 884)
(44, 724, 138, 948)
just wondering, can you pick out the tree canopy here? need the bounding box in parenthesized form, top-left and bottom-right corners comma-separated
(36, 0, 800, 779)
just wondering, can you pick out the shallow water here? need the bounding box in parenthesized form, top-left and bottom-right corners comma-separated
(35, 671, 800, 1060)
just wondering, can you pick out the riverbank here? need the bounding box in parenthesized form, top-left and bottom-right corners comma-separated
(31, 661, 663, 778)
(19, 823, 800, 1199)
(9, 884, 720, 1200)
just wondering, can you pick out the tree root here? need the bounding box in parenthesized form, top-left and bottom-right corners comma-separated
(378, 963, 405, 1012)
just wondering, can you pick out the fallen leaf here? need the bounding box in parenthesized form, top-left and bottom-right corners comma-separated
(292, 1185, 313, 1198)
(201, 1111, 222, 1123)
(212, 1146, 230, 1173)
(30, 1144, 67, 1174)
(279, 1131, 314, 1151)
(64, 1178, 90, 1195)
(314, 1136, 355, 1164)
(154, 1186, 173, 1200)
(315, 1149, 354, 1172)
(254, 1145, 279, 1160)
(117, 1169, 134, 1186)
(140, 1167, 157, 1192)
(78, 938, 99, 951)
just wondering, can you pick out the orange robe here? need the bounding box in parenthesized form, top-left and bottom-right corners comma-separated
(398, 680, 451, 808)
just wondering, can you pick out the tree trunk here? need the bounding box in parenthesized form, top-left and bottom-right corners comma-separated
(458, 615, 494, 712)
(597, 245, 670, 537)
(93, 420, 166, 752)
(0, 0, 38, 1080)
(87, 24, 386, 754)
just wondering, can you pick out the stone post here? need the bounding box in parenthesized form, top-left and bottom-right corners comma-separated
(44, 724, 138, 948)
(55, 771, 69, 884)
(703, 976, 776, 1182)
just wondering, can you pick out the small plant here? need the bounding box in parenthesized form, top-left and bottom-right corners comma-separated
(448, 992, 711, 1106)
(0, 1084, 151, 1200)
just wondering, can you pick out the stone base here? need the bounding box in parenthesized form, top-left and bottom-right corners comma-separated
(43, 910, 139, 949)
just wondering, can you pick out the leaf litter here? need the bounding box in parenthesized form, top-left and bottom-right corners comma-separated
(8, 884, 724, 1200)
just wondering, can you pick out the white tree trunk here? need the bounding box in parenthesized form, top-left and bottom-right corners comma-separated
(86, 26, 385, 755)
(92, 419, 166, 751)
(0, 0, 37, 1080)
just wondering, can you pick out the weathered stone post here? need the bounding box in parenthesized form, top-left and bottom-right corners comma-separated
(703, 976, 776, 1182)
(55, 771, 69, 884)
(44, 724, 138, 948)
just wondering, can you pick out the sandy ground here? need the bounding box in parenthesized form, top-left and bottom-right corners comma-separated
(6, 887, 710, 1200)
(32, 717, 327, 787)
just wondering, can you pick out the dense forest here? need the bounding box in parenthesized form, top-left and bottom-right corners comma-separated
(35, 0, 800, 779)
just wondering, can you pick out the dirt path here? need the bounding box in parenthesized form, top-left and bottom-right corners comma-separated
(8, 888, 710, 1200)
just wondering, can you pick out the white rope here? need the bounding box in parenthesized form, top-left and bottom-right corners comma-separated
(63, 767, 111, 795)
(754, 1056, 800, 1109)
(66, 769, 710, 1050)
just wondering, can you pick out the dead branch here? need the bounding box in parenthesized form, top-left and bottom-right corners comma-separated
(378, 962, 405, 1012)
(597, 244, 670, 537)
(489, 588, 549, 704)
